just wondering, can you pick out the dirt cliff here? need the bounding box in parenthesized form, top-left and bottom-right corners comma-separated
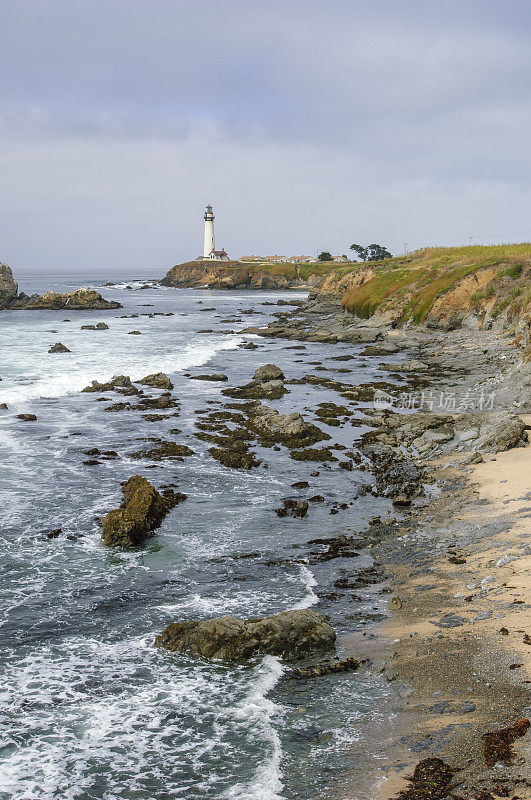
(310, 244, 531, 338)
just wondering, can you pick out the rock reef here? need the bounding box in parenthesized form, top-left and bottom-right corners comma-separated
(101, 476, 186, 547)
(154, 608, 336, 660)
(9, 287, 121, 310)
(0, 263, 121, 311)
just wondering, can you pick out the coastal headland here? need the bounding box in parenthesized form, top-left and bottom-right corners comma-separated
(160, 258, 341, 290)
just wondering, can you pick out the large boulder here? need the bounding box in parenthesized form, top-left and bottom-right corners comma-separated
(101, 475, 185, 547)
(253, 364, 284, 382)
(0, 263, 18, 307)
(452, 411, 527, 453)
(248, 403, 330, 447)
(222, 363, 287, 400)
(154, 608, 336, 661)
(139, 372, 173, 390)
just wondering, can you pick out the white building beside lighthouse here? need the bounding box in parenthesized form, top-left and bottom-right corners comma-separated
(201, 204, 230, 261)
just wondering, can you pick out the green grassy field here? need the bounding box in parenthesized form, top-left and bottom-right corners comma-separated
(338, 243, 531, 322)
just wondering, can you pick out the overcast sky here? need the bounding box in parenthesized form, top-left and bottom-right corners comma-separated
(1, 0, 530, 274)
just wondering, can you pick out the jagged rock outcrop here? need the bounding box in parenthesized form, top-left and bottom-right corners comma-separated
(275, 499, 309, 517)
(101, 475, 186, 547)
(154, 608, 336, 660)
(368, 410, 527, 457)
(160, 260, 326, 290)
(82, 375, 139, 395)
(129, 441, 194, 460)
(139, 372, 173, 390)
(248, 403, 330, 447)
(7, 286, 121, 310)
(209, 440, 261, 469)
(289, 656, 360, 678)
(48, 342, 71, 353)
(360, 443, 424, 502)
(0, 263, 18, 307)
(452, 411, 527, 453)
(221, 364, 287, 400)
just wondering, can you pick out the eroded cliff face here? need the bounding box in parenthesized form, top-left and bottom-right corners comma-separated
(424, 267, 500, 330)
(0, 263, 18, 306)
(309, 265, 376, 299)
(308, 251, 531, 339)
(160, 260, 325, 290)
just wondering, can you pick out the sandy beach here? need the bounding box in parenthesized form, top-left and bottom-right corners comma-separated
(341, 417, 531, 800)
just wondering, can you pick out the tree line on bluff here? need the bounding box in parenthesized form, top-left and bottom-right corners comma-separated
(317, 243, 393, 262)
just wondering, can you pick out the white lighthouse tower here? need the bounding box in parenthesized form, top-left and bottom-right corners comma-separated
(201, 204, 230, 261)
(203, 204, 215, 258)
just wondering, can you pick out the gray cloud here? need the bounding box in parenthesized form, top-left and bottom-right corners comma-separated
(1, 0, 530, 271)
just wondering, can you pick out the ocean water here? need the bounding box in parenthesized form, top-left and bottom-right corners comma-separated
(0, 276, 400, 800)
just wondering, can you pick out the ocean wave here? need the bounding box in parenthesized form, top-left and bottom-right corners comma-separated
(224, 655, 285, 800)
(94, 280, 162, 291)
(0, 336, 242, 405)
(0, 635, 269, 799)
(291, 565, 319, 610)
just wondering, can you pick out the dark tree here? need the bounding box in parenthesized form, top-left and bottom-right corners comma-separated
(350, 243, 393, 262)
(349, 243, 368, 261)
(317, 251, 333, 262)
(367, 244, 393, 261)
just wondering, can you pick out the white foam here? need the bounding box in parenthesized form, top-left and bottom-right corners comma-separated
(224, 655, 285, 800)
(158, 592, 239, 615)
(292, 565, 319, 610)
(94, 280, 161, 291)
(157, 587, 278, 617)
(0, 335, 242, 405)
(0, 635, 265, 799)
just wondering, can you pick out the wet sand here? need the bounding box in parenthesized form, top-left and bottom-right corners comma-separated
(349, 427, 531, 800)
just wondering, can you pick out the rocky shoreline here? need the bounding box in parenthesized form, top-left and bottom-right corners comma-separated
(243, 296, 531, 799)
(3, 272, 530, 797)
(88, 291, 529, 796)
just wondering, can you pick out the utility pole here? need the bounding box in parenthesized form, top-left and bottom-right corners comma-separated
(404, 243, 408, 254)
(468, 236, 474, 246)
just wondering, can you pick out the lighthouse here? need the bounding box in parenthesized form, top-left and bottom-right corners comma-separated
(203, 204, 215, 258)
(201, 204, 230, 261)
